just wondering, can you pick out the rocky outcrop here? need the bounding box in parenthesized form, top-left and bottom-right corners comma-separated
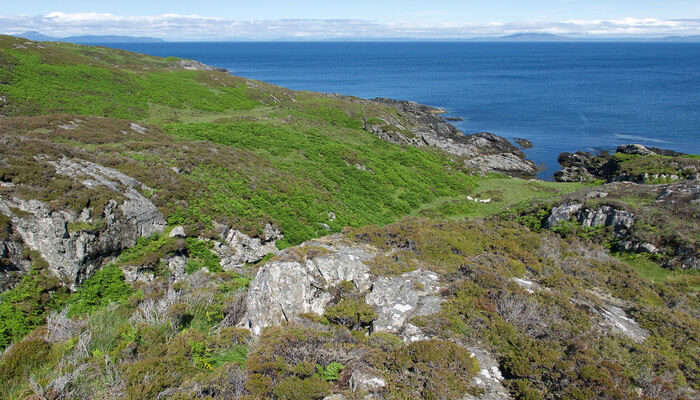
(366, 269, 442, 341)
(464, 151, 538, 177)
(617, 144, 685, 157)
(0, 217, 31, 291)
(349, 369, 387, 396)
(240, 236, 375, 335)
(0, 158, 165, 289)
(554, 151, 615, 182)
(212, 223, 282, 272)
(547, 200, 635, 235)
(366, 98, 537, 177)
(241, 235, 443, 341)
(555, 144, 699, 183)
(543, 180, 700, 270)
(177, 59, 215, 71)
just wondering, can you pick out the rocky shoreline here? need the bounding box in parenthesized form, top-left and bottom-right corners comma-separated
(363, 98, 538, 178)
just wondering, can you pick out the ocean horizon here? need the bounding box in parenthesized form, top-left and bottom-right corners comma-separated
(100, 41, 700, 179)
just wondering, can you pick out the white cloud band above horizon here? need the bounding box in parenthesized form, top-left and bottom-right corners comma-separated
(2, 12, 700, 40)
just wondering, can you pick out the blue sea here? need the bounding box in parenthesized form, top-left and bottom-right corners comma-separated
(104, 42, 700, 179)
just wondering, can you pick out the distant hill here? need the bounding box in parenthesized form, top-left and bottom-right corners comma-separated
(16, 31, 164, 43)
(498, 33, 569, 41)
(657, 35, 700, 42)
(15, 31, 56, 41)
(470, 32, 700, 42)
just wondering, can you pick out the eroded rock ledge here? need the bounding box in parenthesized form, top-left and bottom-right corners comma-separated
(0, 157, 165, 289)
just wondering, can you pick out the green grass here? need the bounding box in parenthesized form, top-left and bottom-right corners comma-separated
(0, 263, 70, 350)
(1, 47, 259, 120)
(164, 121, 478, 245)
(413, 176, 590, 220)
(616, 253, 700, 291)
(66, 264, 134, 317)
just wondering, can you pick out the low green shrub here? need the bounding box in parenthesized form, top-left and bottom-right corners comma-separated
(272, 376, 330, 400)
(316, 361, 344, 381)
(185, 238, 222, 274)
(0, 262, 69, 350)
(67, 264, 133, 317)
(324, 298, 377, 330)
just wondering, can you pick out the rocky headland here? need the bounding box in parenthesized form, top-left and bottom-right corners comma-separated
(555, 143, 699, 183)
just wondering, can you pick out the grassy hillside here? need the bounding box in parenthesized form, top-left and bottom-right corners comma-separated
(1, 35, 697, 400)
(0, 35, 585, 245)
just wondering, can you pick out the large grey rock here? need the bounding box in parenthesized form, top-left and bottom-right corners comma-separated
(365, 269, 442, 341)
(240, 236, 375, 335)
(616, 144, 656, 156)
(323, 395, 347, 400)
(555, 165, 595, 182)
(169, 226, 186, 238)
(0, 158, 165, 289)
(241, 236, 447, 340)
(177, 59, 214, 71)
(0, 229, 32, 291)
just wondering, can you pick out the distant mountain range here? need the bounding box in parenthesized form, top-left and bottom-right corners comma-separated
(469, 32, 700, 42)
(13, 31, 700, 43)
(487, 33, 570, 41)
(16, 31, 164, 43)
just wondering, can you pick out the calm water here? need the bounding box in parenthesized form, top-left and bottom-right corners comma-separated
(104, 42, 700, 179)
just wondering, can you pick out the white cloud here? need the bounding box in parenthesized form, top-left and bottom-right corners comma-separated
(1, 12, 699, 40)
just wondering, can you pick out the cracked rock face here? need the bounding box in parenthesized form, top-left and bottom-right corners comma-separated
(365, 269, 442, 341)
(240, 236, 375, 335)
(546, 201, 584, 228)
(240, 237, 444, 341)
(547, 201, 635, 234)
(213, 224, 281, 271)
(465, 152, 538, 177)
(0, 158, 165, 289)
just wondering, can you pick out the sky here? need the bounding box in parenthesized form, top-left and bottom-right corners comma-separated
(2, 1, 700, 40)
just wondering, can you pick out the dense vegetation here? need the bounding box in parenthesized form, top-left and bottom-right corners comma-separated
(0, 35, 698, 400)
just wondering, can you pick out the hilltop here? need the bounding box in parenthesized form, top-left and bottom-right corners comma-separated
(15, 31, 165, 44)
(0, 35, 698, 400)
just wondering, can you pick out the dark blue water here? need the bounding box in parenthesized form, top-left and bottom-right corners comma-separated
(105, 42, 700, 178)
